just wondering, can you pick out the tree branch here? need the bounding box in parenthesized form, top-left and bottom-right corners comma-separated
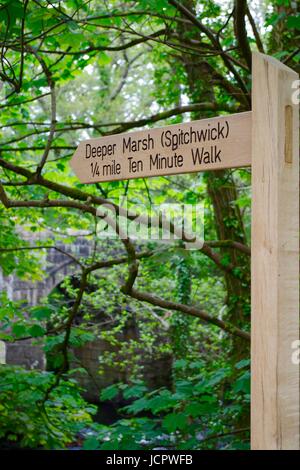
(0, 158, 247, 281)
(0, 177, 250, 342)
(25, 46, 57, 176)
(234, 0, 252, 69)
(34, 28, 168, 55)
(125, 288, 250, 341)
(168, 0, 250, 103)
(0, 102, 240, 147)
(246, 6, 264, 53)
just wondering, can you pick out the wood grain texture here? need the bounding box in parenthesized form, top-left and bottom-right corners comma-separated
(251, 52, 299, 449)
(70, 112, 251, 183)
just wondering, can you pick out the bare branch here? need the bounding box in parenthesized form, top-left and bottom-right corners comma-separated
(26, 46, 57, 176)
(246, 6, 264, 53)
(206, 240, 250, 256)
(168, 0, 250, 103)
(234, 0, 252, 69)
(0, 158, 247, 281)
(34, 28, 168, 55)
(127, 287, 250, 341)
(0, 92, 50, 110)
(0, 102, 241, 147)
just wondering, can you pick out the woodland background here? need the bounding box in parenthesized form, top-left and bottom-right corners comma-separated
(0, 0, 299, 450)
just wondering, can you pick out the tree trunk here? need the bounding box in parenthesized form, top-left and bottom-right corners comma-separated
(174, 0, 251, 425)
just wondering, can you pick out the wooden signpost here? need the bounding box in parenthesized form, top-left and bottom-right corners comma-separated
(70, 52, 299, 450)
(70, 112, 251, 183)
(251, 53, 299, 450)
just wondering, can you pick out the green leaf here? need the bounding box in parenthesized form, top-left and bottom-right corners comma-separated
(123, 397, 150, 414)
(123, 383, 147, 399)
(185, 402, 202, 418)
(56, 162, 65, 172)
(100, 440, 119, 450)
(100, 384, 119, 401)
(233, 371, 250, 394)
(28, 325, 46, 338)
(12, 323, 27, 338)
(162, 413, 187, 433)
(30, 306, 53, 321)
(173, 359, 188, 369)
(148, 393, 174, 413)
(98, 52, 111, 66)
(83, 436, 99, 450)
(265, 12, 286, 27)
(66, 20, 81, 33)
(287, 15, 300, 30)
(235, 359, 250, 370)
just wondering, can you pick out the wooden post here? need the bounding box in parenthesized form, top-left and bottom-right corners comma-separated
(251, 52, 299, 449)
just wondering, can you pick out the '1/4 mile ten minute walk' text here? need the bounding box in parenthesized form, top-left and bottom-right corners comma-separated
(70, 111, 251, 183)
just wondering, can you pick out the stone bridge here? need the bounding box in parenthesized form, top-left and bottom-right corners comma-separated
(0, 233, 91, 370)
(1, 236, 89, 306)
(0, 233, 172, 401)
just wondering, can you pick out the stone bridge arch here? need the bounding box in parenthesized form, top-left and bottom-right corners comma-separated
(1, 235, 91, 369)
(10, 237, 90, 306)
(0, 233, 172, 402)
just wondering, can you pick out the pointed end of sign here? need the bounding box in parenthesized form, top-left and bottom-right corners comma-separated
(69, 143, 87, 183)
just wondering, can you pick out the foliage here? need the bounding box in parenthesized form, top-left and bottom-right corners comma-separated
(84, 358, 250, 450)
(0, 365, 96, 449)
(0, 0, 297, 451)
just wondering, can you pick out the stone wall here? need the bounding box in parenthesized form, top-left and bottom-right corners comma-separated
(0, 233, 173, 401)
(72, 339, 172, 403)
(0, 233, 90, 369)
(5, 339, 45, 369)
